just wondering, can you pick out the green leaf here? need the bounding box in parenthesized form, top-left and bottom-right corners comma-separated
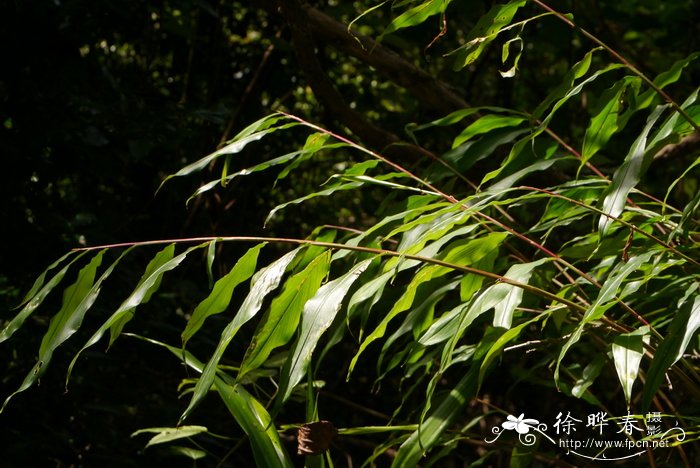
(2, 251, 113, 411)
(492, 258, 550, 329)
(480, 315, 544, 385)
(612, 326, 650, 408)
(159, 114, 295, 189)
(181, 248, 301, 422)
(276, 259, 371, 407)
(452, 115, 526, 148)
(533, 47, 600, 118)
(188, 140, 346, 202)
(581, 78, 634, 167)
(556, 250, 656, 381)
(182, 244, 264, 345)
(352, 233, 507, 370)
(452, 0, 527, 69)
(392, 328, 502, 466)
(128, 335, 293, 467)
(571, 354, 606, 399)
(132, 425, 209, 448)
(216, 382, 294, 468)
(0, 251, 86, 344)
(168, 446, 207, 460)
(381, 0, 452, 39)
(598, 104, 668, 236)
(108, 244, 177, 344)
(673, 295, 700, 363)
(66, 243, 206, 385)
(238, 251, 330, 379)
(641, 294, 700, 413)
(206, 239, 217, 289)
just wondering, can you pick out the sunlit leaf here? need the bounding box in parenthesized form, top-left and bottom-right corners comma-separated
(276, 259, 371, 406)
(238, 251, 330, 379)
(612, 326, 650, 408)
(182, 243, 264, 346)
(451, 0, 527, 69)
(598, 105, 668, 237)
(180, 248, 300, 422)
(0, 251, 86, 344)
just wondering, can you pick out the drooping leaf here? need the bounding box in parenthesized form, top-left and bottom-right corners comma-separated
(276, 259, 371, 407)
(2, 251, 109, 411)
(238, 251, 330, 379)
(641, 293, 700, 413)
(351, 233, 508, 371)
(612, 326, 650, 408)
(392, 327, 503, 466)
(181, 248, 301, 422)
(0, 251, 86, 344)
(452, 115, 526, 149)
(128, 334, 293, 468)
(556, 250, 656, 381)
(182, 243, 264, 346)
(451, 0, 527, 69)
(132, 425, 209, 448)
(492, 258, 550, 329)
(159, 114, 296, 188)
(66, 243, 206, 385)
(598, 105, 668, 236)
(380, 0, 453, 39)
(108, 244, 177, 344)
(581, 78, 636, 168)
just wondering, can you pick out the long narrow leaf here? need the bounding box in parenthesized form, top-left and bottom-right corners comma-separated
(182, 244, 264, 345)
(0, 251, 86, 343)
(66, 243, 207, 385)
(127, 334, 293, 467)
(238, 251, 330, 380)
(180, 248, 301, 422)
(276, 259, 371, 407)
(598, 105, 668, 236)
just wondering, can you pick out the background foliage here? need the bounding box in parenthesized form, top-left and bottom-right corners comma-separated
(1, 0, 699, 466)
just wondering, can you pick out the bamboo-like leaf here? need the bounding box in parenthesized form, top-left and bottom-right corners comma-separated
(480, 315, 544, 385)
(206, 239, 217, 289)
(380, 0, 452, 39)
(571, 355, 606, 399)
(392, 328, 502, 466)
(612, 326, 650, 408)
(159, 114, 295, 189)
(238, 251, 330, 379)
(635, 52, 700, 109)
(492, 258, 550, 329)
(0, 251, 86, 343)
(556, 250, 655, 381)
(132, 425, 209, 448)
(352, 234, 507, 371)
(181, 249, 300, 422)
(66, 243, 206, 385)
(182, 244, 264, 346)
(581, 78, 633, 167)
(276, 259, 371, 407)
(598, 105, 668, 237)
(451, 0, 527, 69)
(266, 181, 363, 226)
(188, 140, 347, 202)
(452, 115, 526, 149)
(499, 35, 523, 78)
(533, 48, 600, 118)
(641, 293, 700, 413)
(128, 334, 293, 467)
(13, 251, 76, 310)
(216, 382, 294, 468)
(108, 244, 177, 344)
(1, 251, 110, 411)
